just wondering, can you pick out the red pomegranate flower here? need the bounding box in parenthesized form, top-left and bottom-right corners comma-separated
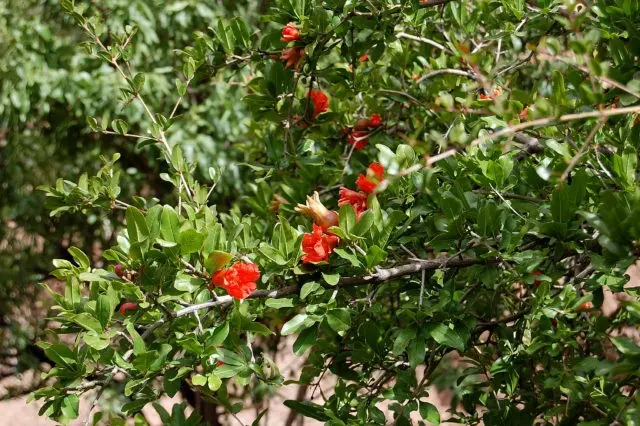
(369, 113, 382, 127)
(338, 187, 368, 219)
(310, 90, 329, 118)
(119, 302, 138, 316)
(295, 191, 339, 230)
(348, 130, 369, 150)
(281, 47, 304, 70)
(281, 23, 300, 43)
(211, 262, 260, 300)
(356, 162, 385, 194)
(359, 54, 369, 62)
(301, 224, 340, 263)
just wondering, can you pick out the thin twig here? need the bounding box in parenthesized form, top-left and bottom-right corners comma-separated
(396, 32, 451, 53)
(560, 119, 605, 182)
(416, 68, 475, 84)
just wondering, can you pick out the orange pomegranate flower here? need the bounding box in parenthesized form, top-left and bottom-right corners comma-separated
(310, 90, 329, 118)
(359, 54, 369, 62)
(301, 224, 340, 263)
(338, 187, 368, 219)
(356, 162, 385, 194)
(281, 47, 304, 69)
(281, 23, 300, 43)
(295, 191, 339, 230)
(211, 262, 260, 300)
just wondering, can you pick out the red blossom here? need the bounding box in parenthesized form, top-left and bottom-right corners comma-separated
(310, 90, 329, 118)
(301, 224, 340, 263)
(359, 54, 369, 62)
(338, 187, 368, 219)
(281, 47, 304, 70)
(280, 23, 300, 43)
(356, 162, 385, 194)
(211, 262, 260, 300)
(347, 130, 369, 150)
(369, 113, 382, 127)
(119, 302, 138, 316)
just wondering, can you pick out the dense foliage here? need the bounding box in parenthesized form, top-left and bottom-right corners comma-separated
(14, 0, 640, 424)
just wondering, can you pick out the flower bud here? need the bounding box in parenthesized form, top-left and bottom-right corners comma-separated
(295, 191, 339, 230)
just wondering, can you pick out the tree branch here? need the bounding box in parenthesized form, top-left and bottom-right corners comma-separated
(418, 0, 457, 8)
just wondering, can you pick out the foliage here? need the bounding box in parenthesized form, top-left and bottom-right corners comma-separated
(0, 0, 258, 358)
(23, 0, 640, 424)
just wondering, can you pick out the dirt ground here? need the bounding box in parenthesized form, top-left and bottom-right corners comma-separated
(2, 263, 638, 425)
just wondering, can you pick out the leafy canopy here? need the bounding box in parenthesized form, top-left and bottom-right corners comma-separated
(32, 0, 640, 424)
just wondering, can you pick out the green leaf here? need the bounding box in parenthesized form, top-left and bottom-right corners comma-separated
(96, 295, 112, 329)
(429, 323, 466, 351)
(326, 308, 351, 334)
(174, 273, 205, 293)
(300, 281, 323, 300)
(205, 250, 232, 273)
(192, 374, 207, 386)
(293, 325, 317, 355)
(83, 332, 110, 350)
(333, 248, 361, 267)
(61, 395, 79, 419)
(610, 337, 640, 356)
(477, 202, 503, 237)
(352, 210, 374, 237)
(339, 204, 356, 235)
(207, 374, 222, 391)
(365, 245, 387, 267)
(392, 329, 416, 355)
(265, 298, 294, 309)
(111, 119, 129, 135)
(244, 321, 273, 335)
(126, 206, 150, 258)
(176, 78, 187, 97)
(408, 337, 426, 369)
(612, 149, 637, 189)
(72, 313, 102, 334)
(183, 58, 196, 80)
(419, 400, 440, 425)
(126, 322, 146, 355)
(322, 272, 340, 286)
(43, 344, 76, 367)
(230, 17, 251, 49)
(281, 313, 313, 336)
(207, 322, 229, 346)
(178, 229, 204, 254)
(68, 246, 90, 269)
(132, 73, 146, 92)
(283, 401, 329, 422)
(259, 244, 288, 265)
(214, 20, 235, 53)
(161, 205, 180, 243)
